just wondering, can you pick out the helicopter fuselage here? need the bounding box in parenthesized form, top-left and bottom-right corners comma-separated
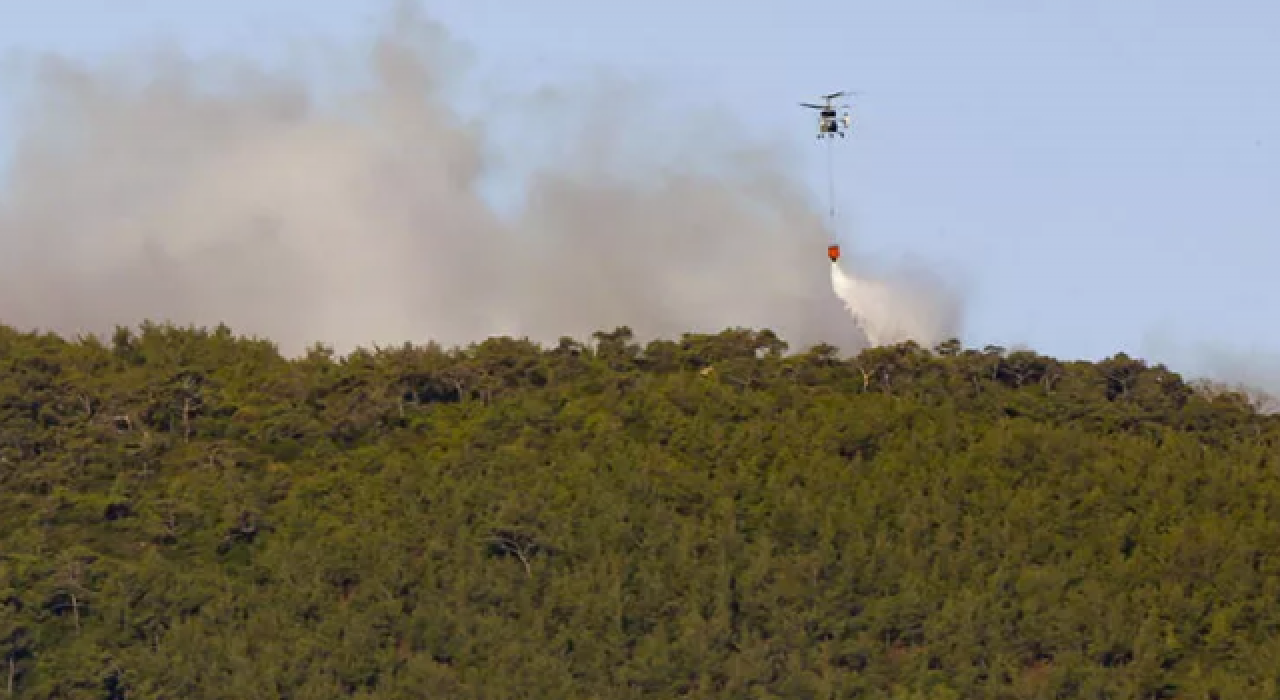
(816, 109, 849, 137)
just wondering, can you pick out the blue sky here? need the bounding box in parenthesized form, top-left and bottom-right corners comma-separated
(1, 0, 1278, 378)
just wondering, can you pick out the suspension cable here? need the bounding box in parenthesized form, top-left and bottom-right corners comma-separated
(826, 136, 836, 225)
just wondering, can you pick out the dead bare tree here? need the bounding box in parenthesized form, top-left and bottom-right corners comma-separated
(486, 529, 550, 579)
(51, 559, 92, 634)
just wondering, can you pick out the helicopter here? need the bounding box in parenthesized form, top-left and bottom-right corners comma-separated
(802, 91, 857, 263)
(799, 91, 855, 138)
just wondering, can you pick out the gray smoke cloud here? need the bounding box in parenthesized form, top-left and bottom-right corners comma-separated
(0, 3, 960, 356)
(1141, 329, 1280, 412)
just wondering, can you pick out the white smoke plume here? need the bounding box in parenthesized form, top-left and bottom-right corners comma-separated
(1141, 330, 1280, 413)
(0, 3, 963, 357)
(829, 259, 961, 349)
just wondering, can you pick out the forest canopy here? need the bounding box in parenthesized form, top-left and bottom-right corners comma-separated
(2, 320, 1279, 699)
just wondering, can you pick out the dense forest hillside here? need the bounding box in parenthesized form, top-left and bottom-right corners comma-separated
(2, 321, 1280, 699)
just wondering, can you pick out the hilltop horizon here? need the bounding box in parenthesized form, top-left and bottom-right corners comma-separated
(3, 318, 1274, 415)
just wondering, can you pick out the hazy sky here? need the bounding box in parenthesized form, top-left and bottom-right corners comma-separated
(1, 0, 1277, 380)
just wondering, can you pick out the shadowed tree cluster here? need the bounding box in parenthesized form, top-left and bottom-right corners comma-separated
(2, 320, 1279, 699)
